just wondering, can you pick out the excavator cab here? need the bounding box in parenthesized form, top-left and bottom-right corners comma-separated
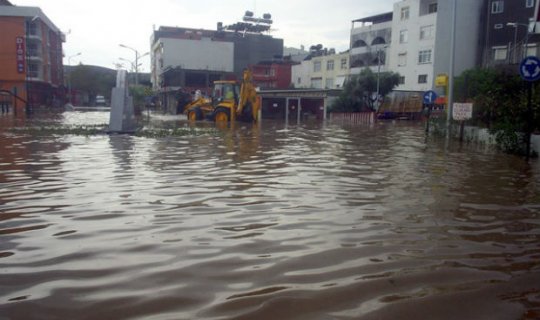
(212, 82, 239, 105)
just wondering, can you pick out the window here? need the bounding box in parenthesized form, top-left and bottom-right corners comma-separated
(401, 6, 410, 20)
(398, 53, 407, 66)
(526, 0, 534, 8)
(493, 46, 507, 60)
(418, 74, 428, 83)
(325, 78, 334, 88)
(28, 63, 39, 78)
(327, 60, 334, 71)
(297, 77, 302, 85)
(314, 61, 321, 72)
(420, 25, 434, 40)
(428, 3, 438, 13)
(418, 49, 432, 64)
(340, 58, 347, 69)
(491, 1, 504, 14)
(400, 30, 408, 43)
(311, 77, 323, 89)
(399, 76, 405, 84)
(526, 44, 537, 57)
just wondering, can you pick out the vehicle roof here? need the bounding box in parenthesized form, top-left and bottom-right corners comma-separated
(214, 80, 237, 84)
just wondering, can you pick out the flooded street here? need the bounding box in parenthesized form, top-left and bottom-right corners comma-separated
(1, 111, 539, 319)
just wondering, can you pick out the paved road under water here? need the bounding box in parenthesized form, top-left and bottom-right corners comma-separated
(1, 111, 539, 319)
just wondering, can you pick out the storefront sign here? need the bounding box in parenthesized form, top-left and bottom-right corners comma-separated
(435, 74, 448, 87)
(16, 37, 25, 74)
(452, 103, 473, 121)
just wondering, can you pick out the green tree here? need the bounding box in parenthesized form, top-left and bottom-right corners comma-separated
(454, 66, 540, 154)
(331, 68, 400, 112)
(129, 85, 151, 109)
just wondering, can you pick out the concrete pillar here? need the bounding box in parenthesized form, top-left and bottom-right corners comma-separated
(285, 97, 289, 125)
(297, 98, 301, 125)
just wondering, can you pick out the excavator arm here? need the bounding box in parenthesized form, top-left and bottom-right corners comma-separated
(236, 69, 260, 122)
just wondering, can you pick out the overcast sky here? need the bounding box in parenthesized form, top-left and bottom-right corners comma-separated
(12, 0, 396, 70)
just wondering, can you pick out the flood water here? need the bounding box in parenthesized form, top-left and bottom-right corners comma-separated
(1, 111, 539, 320)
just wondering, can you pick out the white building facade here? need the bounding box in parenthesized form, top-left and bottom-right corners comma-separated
(350, 0, 483, 95)
(291, 52, 350, 89)
(388, 0, 438, 92)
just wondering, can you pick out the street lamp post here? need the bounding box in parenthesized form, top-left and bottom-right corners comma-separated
(119, 57, 136, 72)
(67, 52, 81, 105)
(507, 22, 530, 63)
(375, 45, 388, 112)
(119, 44, 149, 85)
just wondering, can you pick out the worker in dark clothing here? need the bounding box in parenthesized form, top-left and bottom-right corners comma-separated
(0, 93, 9, 114)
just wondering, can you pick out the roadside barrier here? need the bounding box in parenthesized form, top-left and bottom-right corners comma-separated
(329, 112, 375, 125)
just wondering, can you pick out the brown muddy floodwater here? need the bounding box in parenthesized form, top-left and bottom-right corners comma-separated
(0, 111, 540, 320)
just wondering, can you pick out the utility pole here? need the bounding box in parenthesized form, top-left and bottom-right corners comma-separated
(67, 52, 81, 105)
(446, 0, 457, 137)
(119, 44, 149, 85)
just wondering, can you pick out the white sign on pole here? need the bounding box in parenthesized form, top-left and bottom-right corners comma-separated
(452, 103, 473, 121)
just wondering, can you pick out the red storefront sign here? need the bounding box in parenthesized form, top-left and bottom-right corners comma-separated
(16, 37, 25, 74)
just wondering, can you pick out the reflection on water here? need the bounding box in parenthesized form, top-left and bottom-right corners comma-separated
(1, 111, 540, 319)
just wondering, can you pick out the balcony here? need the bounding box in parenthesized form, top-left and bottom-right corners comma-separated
(27, 49, 43, 61)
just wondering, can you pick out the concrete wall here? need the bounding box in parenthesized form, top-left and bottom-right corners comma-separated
(230, 34, 283, 76)
(0, 16, 26, 83)
(161, 38, 234, 73)
(451, 125, 540, 155)
(433, 0, 483, 94)
(291, 61, 311, 88)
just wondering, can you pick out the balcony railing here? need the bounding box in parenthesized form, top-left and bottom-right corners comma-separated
(27, 50, 42, 59)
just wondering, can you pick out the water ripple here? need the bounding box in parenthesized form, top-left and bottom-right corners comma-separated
(0, 114, 539, 319)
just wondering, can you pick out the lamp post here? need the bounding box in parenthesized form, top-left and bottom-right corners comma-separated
(67, 52, 81, 105)
(119, 44, 149, 85)
(119, 57, 136, 72)
(507, 22, 530, 63)
(375, 45, 388, 112)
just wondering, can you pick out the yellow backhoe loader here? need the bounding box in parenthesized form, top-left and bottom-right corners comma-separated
(184, 69, 260, 123)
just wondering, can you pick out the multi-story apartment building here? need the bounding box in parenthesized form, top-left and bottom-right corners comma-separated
(150, 24, 283, 112)
(480, 0, 540, 67)
(291, 50, 350, 89)
(0, 2, 64, 109)
(351, 0, 486, 94)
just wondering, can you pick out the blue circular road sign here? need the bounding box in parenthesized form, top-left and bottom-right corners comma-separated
(423, 90, 437, 104)
(520, 56, 540, 82)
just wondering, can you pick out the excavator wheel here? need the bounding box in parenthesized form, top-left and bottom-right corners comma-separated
(187, 107, 203, 121)
(214, 108, 230, 123)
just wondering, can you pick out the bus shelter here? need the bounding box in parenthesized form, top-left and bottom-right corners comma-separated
(258, 89, 341, 123)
